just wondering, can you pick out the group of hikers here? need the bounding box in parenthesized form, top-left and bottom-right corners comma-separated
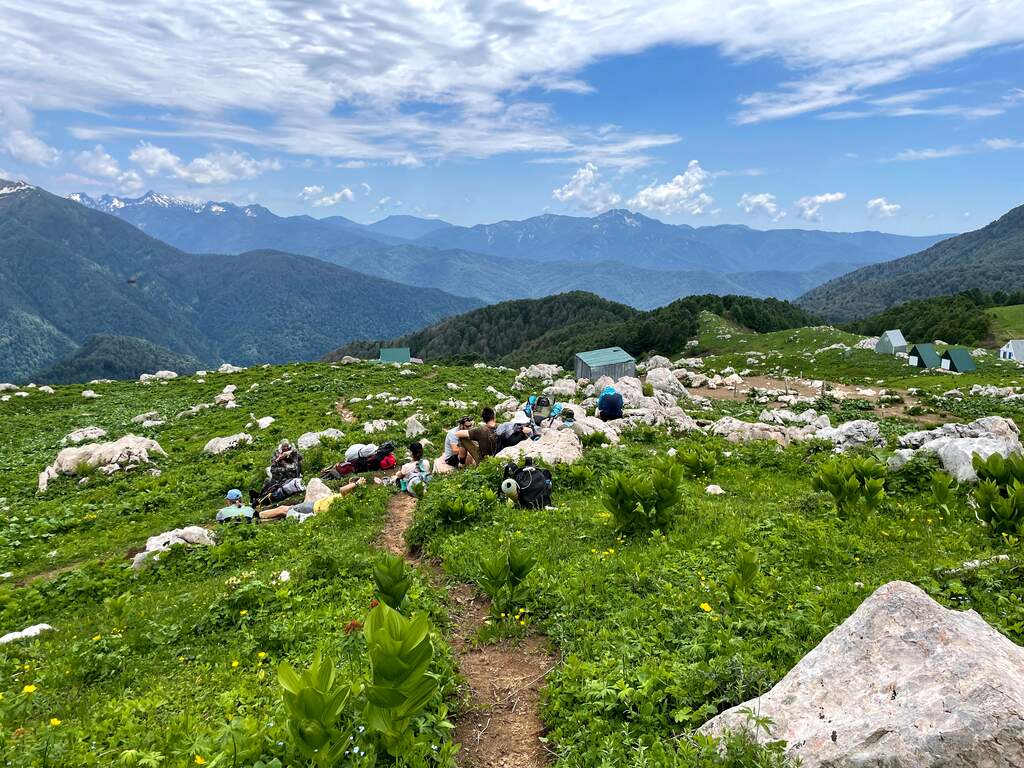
(216, 384, 626, 523)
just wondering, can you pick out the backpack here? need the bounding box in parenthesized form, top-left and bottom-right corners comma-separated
(345, 443, 378, 462)
(496, 422, 529, 450)
(502, 461, 552, 509)
(525, 395, 552, 425)
(402, 459, 432, 496)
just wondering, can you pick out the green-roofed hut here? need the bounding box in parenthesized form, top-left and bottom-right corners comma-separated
(907, 343, 940, 369)
(941, 347, 977, 373)
(379, 347, 411, 364)
(575, 347, 636, 380)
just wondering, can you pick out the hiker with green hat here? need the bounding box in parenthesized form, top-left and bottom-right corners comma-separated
(216, 488, 256, 523)
(597, 385, 624, 422)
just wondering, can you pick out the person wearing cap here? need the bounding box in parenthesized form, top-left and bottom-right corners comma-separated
(597, 385, 624, 422)
(442, 415, 473, 469)
(496, 411, 535, 450)
(216, 489, 256, 523)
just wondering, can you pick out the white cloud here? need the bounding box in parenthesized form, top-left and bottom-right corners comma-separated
(298, 185, 324, 200)
(0, 97, 60, 166)
(552, 163, 621, 213)
(886, 137, 1024, 161)
(866, 196, 901, 217)
(74, 144, 145, 193)
(738, 192, 785, 221)
(627, 160, 713, 216)
(982, 137, 1024, 151)
(360, 182, 372, 195)
(129, 142, 280, 184)
(312, 188, 355, 207)
(4, 1, 1021, 165)
(794, 192, 845, 222)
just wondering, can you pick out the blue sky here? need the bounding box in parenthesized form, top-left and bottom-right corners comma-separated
(1, 1, 1022, 234)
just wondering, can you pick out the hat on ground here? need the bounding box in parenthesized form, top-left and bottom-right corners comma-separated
(225, 489, 243, 501)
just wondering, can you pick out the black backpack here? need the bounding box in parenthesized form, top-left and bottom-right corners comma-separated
(503, 461, 553, 509)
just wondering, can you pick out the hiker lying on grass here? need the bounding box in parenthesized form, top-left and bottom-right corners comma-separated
(257, 478, 366, 522)
(496, 411, 534, 450)
(597, 386, 624, 422)
(217, 488, 256, 523)
(442, 415, 473, 468)
(454, 406, 498, 465)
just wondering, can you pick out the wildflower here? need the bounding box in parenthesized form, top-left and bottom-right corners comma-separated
(92, 634, 102, 641)
(369, 598, 380, 609)
(50, 718, 61, 726)
(343, 620, 363, 635)
(699, 603, 713, 613)
(257, 651, 267, 660)
(231, 660, 240, 669)
(239, 609, 248, 616)
(194, 757, 207, 765)
(22, 684, 37, 694)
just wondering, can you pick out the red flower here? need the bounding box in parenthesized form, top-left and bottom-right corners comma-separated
(343, 620, 363, 635)
(369, 598, 380, 609)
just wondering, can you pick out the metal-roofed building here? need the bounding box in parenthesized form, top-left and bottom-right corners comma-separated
(907, 343, 941, 369)
(941, 347, 977, 373)
(874, 329, 907, 355)
(379, 347, 411, 364)
(1000, 340, 1024, 361)
(575, 347, 636, 381)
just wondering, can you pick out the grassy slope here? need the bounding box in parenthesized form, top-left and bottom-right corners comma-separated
(3, 319, 1024, 765)
(988, 304, 1024, 344)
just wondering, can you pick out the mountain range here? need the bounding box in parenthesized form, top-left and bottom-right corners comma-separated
(799, 202, 1024, 321)
(0, 181, 478, 382)
(70, 191, 950, 308)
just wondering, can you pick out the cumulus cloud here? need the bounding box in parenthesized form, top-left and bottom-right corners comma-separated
(0, 98, 60, 166)
(552, 163, 621, 213)
(300, 185, 354, 207)
(129, 142, 280, 184)
(866, 196, 901, 217)
(74, 144, 144, 193)
(627, 160, 713, 216)
(4, 1, 1022, 165)
(738, 192, 785, 221)
(794, 192, 845, 222)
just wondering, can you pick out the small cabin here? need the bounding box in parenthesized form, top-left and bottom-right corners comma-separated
(378, 347, 411, 364)
(575, 347, 636, 381)
(907, 343, 940, 369)
(1000, 340, 1024, 361)
(874, 329, 907, 355)
(941, 348, 977, 373)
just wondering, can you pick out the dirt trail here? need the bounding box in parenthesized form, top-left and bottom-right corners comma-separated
(381, 494, 556, 768)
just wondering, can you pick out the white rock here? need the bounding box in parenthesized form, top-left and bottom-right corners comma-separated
(446, 382, 463, 391)
(296, 429, 345, 451)
(256, 416, 276, 429)
(39, 435, 166, 491)
(213, 392, 235, 406)
(132, 526, 215, 569)
(0, 383, 16, 391)
(222, 384, 237, 394)
(543, 379, 579, 399)
(38, 386, 54, 394)
(815, 420, 884, 453)
(140, 420, 164, 428)
(570, 414, 621, 444)
(13, 391, 28, 397)
(131, 411, 161, 424)
(217, 363, 245, 373)
(63, 426, 107, 445)
(203, 433, 252, 455)
(364, 419, 398, 434)
(405, 415, 426, 438)
(0, 624, 55, 645)
(705, 484, 725, 495)
(81, 389, 100, 399)
(723, 373, 744, 386)
(496, 428, 583, 464)
(646, 367, 688, 398)
(645, 355, 672, 369)
(701, 581, 1024, 768)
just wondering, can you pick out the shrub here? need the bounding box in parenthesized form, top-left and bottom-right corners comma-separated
(602, 454, 683, 534)
(278, 653, 353, 767)
(811, 455, 885, 515)
(972, 452, 1024, 534)
(477, 541, 537, 618)
(373, 553, 412, 612)
(677, 446, 719, 478)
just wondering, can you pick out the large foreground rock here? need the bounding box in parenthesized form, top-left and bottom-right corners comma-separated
(496, 428, 583, 465)
(700, 581, 1024, 768)
(898, 417, 1021, 481)
(39, 435, 166, 491)
(132, 526, 215, 569)
(646, 367, 688, 398)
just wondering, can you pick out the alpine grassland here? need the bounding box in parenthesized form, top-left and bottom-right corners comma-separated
(3, 313, 1024, 766)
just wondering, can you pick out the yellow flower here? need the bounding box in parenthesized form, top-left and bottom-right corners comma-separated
(231, 660, 240, 668)
(92, 634, 101, 641)
(257, 651, 267, 660)
(699, 603, 713, 613)
(194, 757, 207, 765)
(22, 684, 37, 694)
(239, 610, 248, 616)
(50, 718, 61, 726)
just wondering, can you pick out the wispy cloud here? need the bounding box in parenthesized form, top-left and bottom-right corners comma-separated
(866, 196, 901, 217)
(299, 185, 354, 207)
(130, 142, 280, 184)
(886, 137, 1024, 161)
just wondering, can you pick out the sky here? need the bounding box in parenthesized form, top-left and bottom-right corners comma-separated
(1, 0, 1023, 234)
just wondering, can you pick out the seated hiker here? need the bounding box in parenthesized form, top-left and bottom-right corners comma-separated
(597, 386, 625, 422)
(252, 441, 305, 505)
(217, 488, 256, 523)
(455, 406, 498, 466)
(257, 478, 366, 522)
(397, 442, 433, 496)
(496, 411, 534, 450)
(443, 415, 473, 469)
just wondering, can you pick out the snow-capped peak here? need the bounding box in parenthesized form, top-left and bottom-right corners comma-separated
(0, 180, 35, 197)
(68, 190, 205, 213)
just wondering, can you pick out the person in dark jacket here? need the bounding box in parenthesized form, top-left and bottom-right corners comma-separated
(269, 441, 303, 483)
(597, 386, 624, 422)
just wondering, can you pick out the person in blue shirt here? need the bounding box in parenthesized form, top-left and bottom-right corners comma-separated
(217, 488, 256, 523)
(596, 386, 624, 422)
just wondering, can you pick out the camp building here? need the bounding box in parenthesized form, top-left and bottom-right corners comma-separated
(874, 329, 907, 355)
(575, 347, 636, 381)
(941, 348, 977, 373)
(907, 343, 941, 369)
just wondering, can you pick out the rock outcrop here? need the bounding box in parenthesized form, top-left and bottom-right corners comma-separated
(646, 367, 688, 398)
(132, 526, 215, 569)
(296, 429, 345, 450)
(203, 433, 252, 455)
(496, 427, 583, 465)
(898, 417, 1021, 481)
(63, 426, 107, 445)
(700, 581, 1024, 768)
(39, 435, 166, 491)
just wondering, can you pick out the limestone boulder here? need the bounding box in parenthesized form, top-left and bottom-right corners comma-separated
(63, 426, 107, 445)
(0, 624, 55, 645)
(644, 355, 673, 370)
(646, 367, 688, 398)
(405, 415, 426, 438)
(816, 419, 884, 453)
(255, 416, 275, 429)
(543, 379, 578, 399)
(700, 581, 1024, 768)
(203, 433, 252, 455)
(364, 419, 398, 434)
(217, 363, 245, 373)
(296, 429, 345, 450)
(132, 526, 215, 569)
(711, 417, 794, 446)
(899, 417, 1021, 481)
(131, 411, 161, 424)
(496, 427, 583, 465)
(39, 435, 166, 491)
(570, 415, 621, 444)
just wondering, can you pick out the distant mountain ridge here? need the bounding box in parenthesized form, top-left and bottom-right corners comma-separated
(70, 190, 951, 307)
(0, 181, 479, 381)
(799, 202, 1024, 321)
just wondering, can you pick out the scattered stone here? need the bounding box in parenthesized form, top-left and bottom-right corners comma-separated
(364, 419, 398, 434)
(645, 355, 673, 369)
(81, 389, 100, 399)
(39, 435, 166, 491)
(405, 415, 426, 438)
(139, 370, 178, 382)
(203, 433, 252, 455)
(0, 624, 55, 645)
(255, 416, 275, 429)
(816, 419, 884, 453)
(646, 367, 688, 398)
(705, 484, 725, 495)
(131, 411, 161, 424)
(217, 363, 244, 373)
(132, 526, 215, 569)
(898, 417, 1021, 482)
(296, 429, 345, 451)
(700, 581, 1024, 768)
(38, 386, 54, 394)
(543, 379, 578, 399)
(63, 426, 107, 445)
(941, 555, 1010, 576)
(176, 403, 212, 419)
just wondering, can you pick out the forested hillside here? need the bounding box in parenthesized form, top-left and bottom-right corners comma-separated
(328, 292, 817, 367)
(800, 203, 1024, 321)
(38, 335, 202, 384)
